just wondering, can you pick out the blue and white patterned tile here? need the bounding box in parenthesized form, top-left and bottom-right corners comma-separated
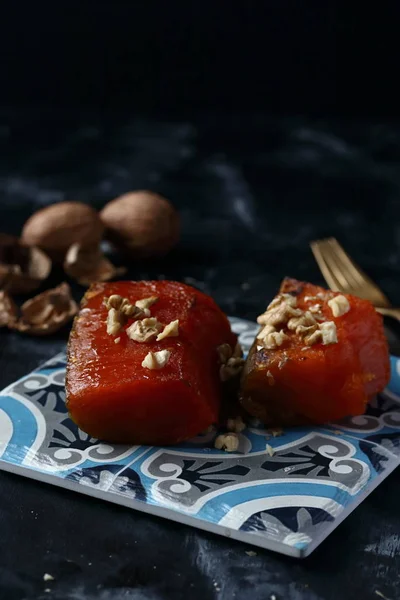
(1, 318, 400, 558)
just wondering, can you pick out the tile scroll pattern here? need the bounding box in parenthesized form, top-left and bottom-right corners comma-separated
(1, 318, 400, 557)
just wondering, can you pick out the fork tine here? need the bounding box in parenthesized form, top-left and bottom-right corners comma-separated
(310, 237, 392, 307)
(323, 238, 391, 306)
(325, 238, 373, 287)
(310, 240, 343, 292)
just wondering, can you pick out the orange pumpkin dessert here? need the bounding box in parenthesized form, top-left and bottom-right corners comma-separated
(240, 278, 390, 426)
(66, 281, 238, 445)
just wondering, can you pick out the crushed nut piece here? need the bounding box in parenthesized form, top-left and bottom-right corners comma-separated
(278, 354, 289, 369)
(267, 427, 283, 437)
(227, 416, 246, 433)
(104, 294, 124, 310)
(316, 292, 326, 299)
(309, 303, 321, 313)
(287, 311, 317, 335)
(328, 294, 350, 317)
(220, 356, 245, 381)
(245, 550, 257, 557)
(257, 324, 275, 339)
(127, 317, 163, 342)
(233, 342, 243, 358)
(214, 433, 239, 452)
(142, 349, 171, 369)
(114, 337, 121, 344)
(266, 370, 275, 386)
(43, 574, 54, 582)
(135, 296, 159, 311)
(257, 303, 302, 327)
(106, 308, 124, 336)
(256, 345, 263, 351)
(266, 444, 275, 456)
(156, 319, 179, 341)
(267, 293, 297, 310)
(320, 321, 338, 345)
(304, 329, 322, 346)
(262, 330, 288, 350)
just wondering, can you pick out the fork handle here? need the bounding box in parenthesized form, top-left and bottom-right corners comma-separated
(376, 307, 400, 321)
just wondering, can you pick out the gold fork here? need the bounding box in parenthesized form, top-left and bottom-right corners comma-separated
(310, 237, 400, 321)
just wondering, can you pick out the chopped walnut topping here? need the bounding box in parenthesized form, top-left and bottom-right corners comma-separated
(104, 295, 146, 336)
(104, 295, 124, 310)
(328, 294, 350, 317)
(266, 444, 275, 456)
(257, 324, 275, 340)
(156, 319, 179, 341)
(257, 303, 302, 327)
(142, 349, 171, 369)
(127, 317, 163, 342)
(267, 293, 297, 310)
(135, 296, 159, 311)
(266, 370, 275, 386)
(320, 321, 338, 345)
(220, 357, 245, 381)
(217, 342, 244, 381)
(309, 304, 322, 314)
(304, 328, 322, 346)
(287, 311, 317, 335)
(227, 416, 246, 433)
(106, 308, 124, 336)
(262, 330, 288, 350)
(114, 337, 121, 344)
(214, 433, 239, 452)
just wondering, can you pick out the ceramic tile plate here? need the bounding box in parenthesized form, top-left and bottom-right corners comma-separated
(1, 317, 400, 558)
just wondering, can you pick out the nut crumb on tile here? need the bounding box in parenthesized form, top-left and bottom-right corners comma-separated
(142, 349, 171, 369)
(220, 356, 245, 381)
(328, 294, 350, 317)
(127, 317, 163, 342)
(266, 443, 275, 456)
(156, 319, 179, 341)
(214, 433, 239, 452)
(245, 550, 257, 556)
(43, 574, 54, 582)
(320, 321, 338, 345)
(267, 427, 283, 437)
(227, 416, 246, 433)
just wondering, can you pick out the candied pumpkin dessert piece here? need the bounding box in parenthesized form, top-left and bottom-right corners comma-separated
(66, 280, 239, 445)
(240, 278, 390, 426)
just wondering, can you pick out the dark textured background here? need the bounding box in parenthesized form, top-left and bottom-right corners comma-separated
(2, 3, 400, 599)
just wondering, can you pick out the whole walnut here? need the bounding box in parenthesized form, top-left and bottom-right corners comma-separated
(21, 202, 104, 262)
(100, 191, 180, 258)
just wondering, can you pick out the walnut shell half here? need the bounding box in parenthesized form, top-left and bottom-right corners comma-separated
(14, 282, 78, 336)
(63, 243, 126, 287)
(0, 234, 51, 294)
(0, 290, 18, 327)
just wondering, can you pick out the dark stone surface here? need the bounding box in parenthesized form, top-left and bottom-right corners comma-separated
(1, 111, 400, 600)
